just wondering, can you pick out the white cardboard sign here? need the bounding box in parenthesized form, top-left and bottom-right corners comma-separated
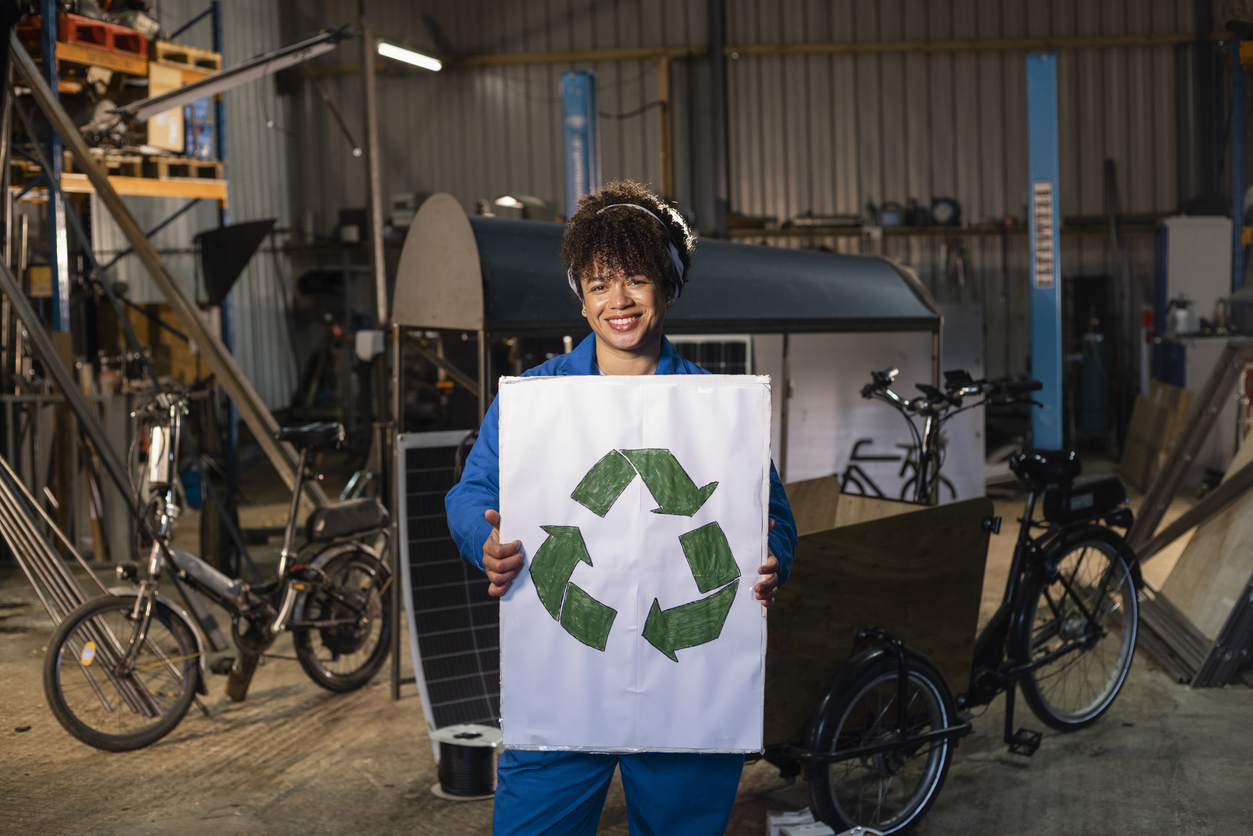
(498, 375, 771, 753)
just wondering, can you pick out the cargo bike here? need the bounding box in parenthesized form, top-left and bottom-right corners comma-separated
(759, 371, 1142, 833)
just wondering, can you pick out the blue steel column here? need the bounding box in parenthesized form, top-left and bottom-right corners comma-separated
(1233, 39, 1246, 294)
(39, 0, 69, 332)
(1026, 53, 1063, 450)
(211, 0, 238, 494)
(561, 71, 600, 217)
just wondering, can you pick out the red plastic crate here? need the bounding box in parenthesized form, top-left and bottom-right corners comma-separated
(17, 13, 148, 60)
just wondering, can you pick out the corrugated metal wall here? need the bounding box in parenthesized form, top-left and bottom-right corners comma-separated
(723, 0, 1196, 379)
(283, 0, 704, 234)
(94, 0, 298, 408)
(281, 0, 1202, 380)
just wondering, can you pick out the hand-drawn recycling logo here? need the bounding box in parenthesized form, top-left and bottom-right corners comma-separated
(530, 449, 740, 661)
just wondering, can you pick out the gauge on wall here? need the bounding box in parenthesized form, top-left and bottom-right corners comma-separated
(931, 197, 962, 227)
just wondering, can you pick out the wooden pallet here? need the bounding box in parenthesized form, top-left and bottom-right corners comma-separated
(151, 40, 222, 73)
(10, 150, 144, 181)
(18, 13, 148, 60)
(143, 155, 224, 181)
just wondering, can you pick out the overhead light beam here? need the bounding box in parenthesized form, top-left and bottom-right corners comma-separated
(377, 41, 442, 72)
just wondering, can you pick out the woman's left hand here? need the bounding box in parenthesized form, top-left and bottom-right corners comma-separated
(754, 519, 779, 608)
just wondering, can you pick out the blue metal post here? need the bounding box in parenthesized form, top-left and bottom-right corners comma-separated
(211, 0, 238, 494)
(1233, 39, 1245, 293)
(1026, 53, 1063, 450)
(39, 0, 69, 332)
(561, 71, 600, 218)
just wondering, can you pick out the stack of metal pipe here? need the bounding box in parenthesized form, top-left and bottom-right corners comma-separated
(0, 453, 109, 625)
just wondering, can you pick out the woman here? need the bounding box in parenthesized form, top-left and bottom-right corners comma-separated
(446, 179, 797, 835)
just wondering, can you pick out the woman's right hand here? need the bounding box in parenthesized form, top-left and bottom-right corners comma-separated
(482, 509, 524, 597)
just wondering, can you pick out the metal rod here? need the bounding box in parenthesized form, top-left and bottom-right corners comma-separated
(99, 199, 202, 273)
(409, 342, 480, 398)
(170, 5, 214, 40)
(390, 323, 401, 701)
(655, 57, 673, 200)
(0, 251, 155, 540)
(1138, 458, 1253, 562)
(0, 453, 108, 593)
(778, 334, 789, 483)
(477, 331, 488, 422)
(9, 32, 327, 509)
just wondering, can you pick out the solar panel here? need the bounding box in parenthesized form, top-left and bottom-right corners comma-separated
(670, 334, 753, 374)
(396, 431, 500, 749)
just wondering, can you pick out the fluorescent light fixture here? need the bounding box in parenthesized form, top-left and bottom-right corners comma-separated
(494, 195, 523, 208)
(117, 28, 348, 122)
(377, 41, 442, 72)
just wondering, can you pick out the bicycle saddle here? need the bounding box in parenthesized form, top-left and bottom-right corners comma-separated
(275, 421, 345, 451)
(1009, 449, 1081, 490)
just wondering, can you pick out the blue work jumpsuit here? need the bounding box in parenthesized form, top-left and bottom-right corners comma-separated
(445, 332, 798, 836)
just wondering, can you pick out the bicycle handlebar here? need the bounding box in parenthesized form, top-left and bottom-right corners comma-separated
(998, 380, 1043, 394)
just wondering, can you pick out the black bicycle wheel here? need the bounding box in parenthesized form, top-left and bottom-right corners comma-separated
(43, 594, 198, 751)
(1017, 537, 1137, 731)
(292, 551, 391, 692)
(809, 655, 956, 834)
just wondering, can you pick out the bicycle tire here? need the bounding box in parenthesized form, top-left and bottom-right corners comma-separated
(1016, 537, 1137, 731)
(809, 654, 956, 834)
(292, 550, 391, 692)
(43, 594, 198, 751)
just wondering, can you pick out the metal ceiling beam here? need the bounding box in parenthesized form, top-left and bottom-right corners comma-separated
(10, 32, 328, 508)
(300, 31, 1220, 74)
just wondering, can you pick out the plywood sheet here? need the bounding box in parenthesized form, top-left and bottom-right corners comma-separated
(783, 476, 841, 536)
(1160, 432, 1253, 641)
(834, 493, 918, 527)
(764, 497, 993, 744)
(1121, 381, 1192, 490)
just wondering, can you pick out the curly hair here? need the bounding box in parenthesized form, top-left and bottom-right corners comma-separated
(560, 180, 694, 300)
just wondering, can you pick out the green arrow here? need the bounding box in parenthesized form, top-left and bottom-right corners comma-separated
(621, 449, 718, 516)
(531, 525, 592, 620)
(642, 580, 738, 662)
(678, 522, 741, 594)
(559, 582, 618, 651)
(571, 451, 638, 517)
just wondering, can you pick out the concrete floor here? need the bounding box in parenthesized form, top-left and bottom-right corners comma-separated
(2, 489, 1251, 835)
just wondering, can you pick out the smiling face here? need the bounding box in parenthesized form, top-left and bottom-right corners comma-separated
(579, 264, 674, 371)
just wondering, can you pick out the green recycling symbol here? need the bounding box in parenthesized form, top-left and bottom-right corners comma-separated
(530, 449, 740, 661)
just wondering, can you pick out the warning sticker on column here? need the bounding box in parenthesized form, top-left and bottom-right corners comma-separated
(1032, 180, 1055, 289)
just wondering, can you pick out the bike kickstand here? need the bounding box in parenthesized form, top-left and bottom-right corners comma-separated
(193, 695, 211, 718)
(1003, 683, 1042, 756)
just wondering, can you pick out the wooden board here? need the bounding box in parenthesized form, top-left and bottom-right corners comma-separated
(1121, 381, 1192, 490)
(764, 496, 993, 744)
(834, 493, 918, 527)
(784, 477, 919, 536)
(1159, 431, 1253, 641)
(783, 476, 841, 536)
(146, 62, 184, 152)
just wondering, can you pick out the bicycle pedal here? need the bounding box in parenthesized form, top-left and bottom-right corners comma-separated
(1007, 728, 1042, 756)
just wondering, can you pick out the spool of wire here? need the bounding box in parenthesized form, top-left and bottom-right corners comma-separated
(429, 724, 502, 801)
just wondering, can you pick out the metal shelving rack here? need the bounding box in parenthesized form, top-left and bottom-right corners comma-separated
(0, 2, 231, 559)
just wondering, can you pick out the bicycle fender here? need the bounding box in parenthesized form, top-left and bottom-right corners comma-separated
(107, 587, 208, 695)
(1041, 524, 1144, 592)
(802, 645, 940, 752)
(292, 543, 390, 623)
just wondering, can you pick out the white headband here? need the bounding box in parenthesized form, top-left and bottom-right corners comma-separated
(566, 203, 686, 298)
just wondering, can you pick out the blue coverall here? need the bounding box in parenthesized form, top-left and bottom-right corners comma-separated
(445, 332, 798, 836)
